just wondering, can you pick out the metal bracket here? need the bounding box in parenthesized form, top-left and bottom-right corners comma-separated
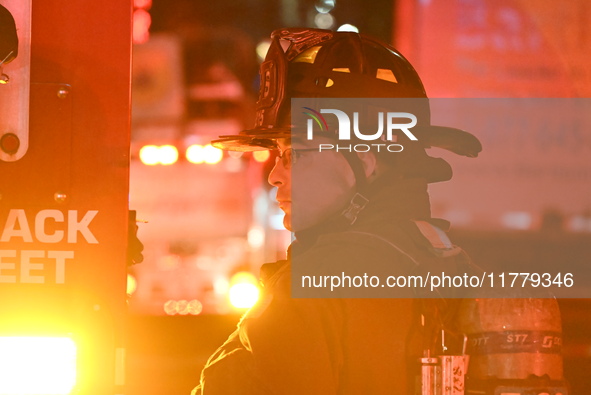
(0, 0, 32, 162)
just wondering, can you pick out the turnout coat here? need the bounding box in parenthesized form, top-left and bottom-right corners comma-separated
(193, 177, 470, 394)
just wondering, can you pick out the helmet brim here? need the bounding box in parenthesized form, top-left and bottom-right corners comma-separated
(212, 125, 482, 158)
(412, 125, 482, 158)
(211, 128, 291, 151)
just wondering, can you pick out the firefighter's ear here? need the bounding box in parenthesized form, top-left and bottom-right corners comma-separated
(356, 151, 377, 179)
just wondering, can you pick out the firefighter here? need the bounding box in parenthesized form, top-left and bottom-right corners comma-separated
(192, 28, 481, 394)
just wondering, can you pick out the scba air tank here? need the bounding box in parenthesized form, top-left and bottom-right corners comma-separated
(458, 297, 569, 395)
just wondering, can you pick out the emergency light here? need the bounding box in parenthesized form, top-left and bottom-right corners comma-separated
(0, 336, 77, 395)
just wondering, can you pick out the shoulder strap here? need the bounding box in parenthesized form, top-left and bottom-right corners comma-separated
(340, 230, 423, 267)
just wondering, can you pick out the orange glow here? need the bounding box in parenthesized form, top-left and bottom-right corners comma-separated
(139, 145, 160, 165)
(159, 145, 178, 165)
(203, 144, 223, 164)
(163, 299, 203, 315)
(127, 274, 137, 295)
(139, 145, 178, 165)
(229, 272, 260, 309)
(253, 150, 270, 163)
(134, 0, 152, 9)
(256, 40, 271, 62)
(186, 144, 205, 164)
(164, 300, 178, 315)
(185, 144, 223, 165)
(0, 337, 77, 395)
(187, 299, 203, 315)
(132, 9, 151, 44)
(247, 226, 265, 248)
(177, 300, 189, 315)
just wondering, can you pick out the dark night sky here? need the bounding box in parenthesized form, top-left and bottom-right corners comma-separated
(149, 0, 394, 43)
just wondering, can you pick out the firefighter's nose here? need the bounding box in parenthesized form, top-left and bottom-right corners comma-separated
(268, 157, 287, 187)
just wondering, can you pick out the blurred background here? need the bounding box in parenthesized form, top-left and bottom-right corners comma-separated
(125, 0, 591, 393)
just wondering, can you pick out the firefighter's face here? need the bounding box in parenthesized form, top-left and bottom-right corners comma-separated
(268, 138, 356, 232)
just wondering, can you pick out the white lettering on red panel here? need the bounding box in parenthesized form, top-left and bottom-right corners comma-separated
(0, 209, 98, 284)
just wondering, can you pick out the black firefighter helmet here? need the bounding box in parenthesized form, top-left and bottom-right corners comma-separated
(213, 28, 481, 183)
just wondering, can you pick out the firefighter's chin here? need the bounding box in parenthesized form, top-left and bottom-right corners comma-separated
(280, 205, 293, 231)
(283, 214, 292, 232)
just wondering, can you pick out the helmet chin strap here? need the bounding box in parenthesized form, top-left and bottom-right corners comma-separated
(340, 151, 370, 225)
(341, 151, 368, 190)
